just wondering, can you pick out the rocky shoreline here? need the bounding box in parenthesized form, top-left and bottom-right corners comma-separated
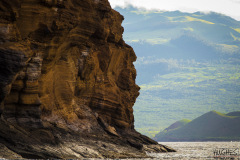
(0, 118, 175, 159)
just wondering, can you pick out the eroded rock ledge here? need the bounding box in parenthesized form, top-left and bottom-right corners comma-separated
(0, 0, 175, 158)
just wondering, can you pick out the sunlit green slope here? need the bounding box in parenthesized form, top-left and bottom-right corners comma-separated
(114, 6, 240, 137)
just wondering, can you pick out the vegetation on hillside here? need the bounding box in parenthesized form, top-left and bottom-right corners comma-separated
(115, 6, 240, 137)
(154, 111, 240, 141)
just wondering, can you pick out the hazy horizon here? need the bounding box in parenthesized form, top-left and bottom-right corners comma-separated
(109, 0, 240, 21)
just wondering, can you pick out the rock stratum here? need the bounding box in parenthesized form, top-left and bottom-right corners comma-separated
(0, 0, 175, 158)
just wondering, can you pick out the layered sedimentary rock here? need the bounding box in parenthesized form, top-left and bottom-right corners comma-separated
(0, 0, 175, 158)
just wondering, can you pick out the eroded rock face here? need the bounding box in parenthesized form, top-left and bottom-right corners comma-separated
(0, 0, 139, 130)
(0, 0, 175, 158)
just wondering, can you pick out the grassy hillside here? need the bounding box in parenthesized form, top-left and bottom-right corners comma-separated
(114, 6, 240, 137)
(134, 61, 240, 136)
(154, 111, 240, 141)
(163, 119, 191, 132)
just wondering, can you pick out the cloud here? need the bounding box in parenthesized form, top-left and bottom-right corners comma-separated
(109, 0, 240, 21)
(231, 0, 240, 3)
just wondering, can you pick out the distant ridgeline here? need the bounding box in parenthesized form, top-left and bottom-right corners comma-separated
(154, 111, 240, 141)
(114, 6, 240, 137)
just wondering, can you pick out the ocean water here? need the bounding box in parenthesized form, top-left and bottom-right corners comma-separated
(147, 142, 240, 160)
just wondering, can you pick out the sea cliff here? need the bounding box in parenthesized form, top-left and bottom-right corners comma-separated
(0, 0, 174, 158)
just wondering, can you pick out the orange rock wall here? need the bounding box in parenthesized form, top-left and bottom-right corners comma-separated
(0, 0, 140, 131)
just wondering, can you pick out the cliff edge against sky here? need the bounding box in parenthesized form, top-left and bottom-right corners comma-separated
(0, 0, 174, 158)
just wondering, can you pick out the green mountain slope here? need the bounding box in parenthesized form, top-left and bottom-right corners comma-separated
(114, 6, 240, 137)
(163, 119, 191, 132)
(226, 111, 240, 116)
(118, 7, 240, 48)
(154, 111, 240, 141)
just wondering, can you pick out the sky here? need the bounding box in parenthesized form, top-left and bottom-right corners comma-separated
(108, 0, 240, 21)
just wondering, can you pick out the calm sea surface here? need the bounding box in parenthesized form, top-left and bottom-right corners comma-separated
(146, 142, 240, 159)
